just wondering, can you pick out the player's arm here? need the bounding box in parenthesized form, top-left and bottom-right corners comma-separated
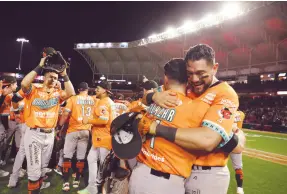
(147, 93, 239, 152)
(83, 104, 109, 125)
(11, 89, 25, 115)
(0, 81, 15, 107)
(59, 69, 76, 101)
(58, 98, 72, 128)
(21, 57, 46, 94)
(142, 89, 179, 108)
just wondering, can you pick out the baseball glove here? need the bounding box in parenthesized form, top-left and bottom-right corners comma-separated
(42, 47, 69, 74)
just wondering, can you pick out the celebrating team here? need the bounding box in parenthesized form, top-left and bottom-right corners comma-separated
(0, 43, 246, 194)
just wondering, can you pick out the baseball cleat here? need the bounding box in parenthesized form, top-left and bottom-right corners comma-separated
(237, 187, 244, 194)
(0, 160, 6, 166)
(19, 168, 26, 178)
(0, 169, 9, 177)
(54, 166, 63, 176)
(7, 183, 17, 188)
(40, 182, 51, 190)
(72, 172, 76, 178)
(62, 182, 70, 192)
(73, 179, 80, 188)
(43, 168, 52, 174)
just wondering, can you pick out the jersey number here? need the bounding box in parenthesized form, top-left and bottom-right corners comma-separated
(82, 106, 92, 117)
(150, 120, 161, 149)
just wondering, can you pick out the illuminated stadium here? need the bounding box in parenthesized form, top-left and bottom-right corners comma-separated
(74, 1, 287, 88)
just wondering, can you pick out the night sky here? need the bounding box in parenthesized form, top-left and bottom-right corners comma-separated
(0, 1, 223, 86)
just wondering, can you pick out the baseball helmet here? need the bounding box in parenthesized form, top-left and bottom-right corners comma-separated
(111, 112, 142, 160)
(41, 47, 69, 74)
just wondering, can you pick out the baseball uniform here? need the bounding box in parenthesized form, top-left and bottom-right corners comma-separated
(184, 81, 239, 194)
(114, 101, 128, 117)
(129, 90, 198, 194)
(8, 99, 29, 187)
(22, 84, 64, 193)
(230, 111, 245, 192)
(85, 96, 116, 194)
(128, 99, 147, 113)
(62, 93, 95, 185)
(0, 93, 21, 162)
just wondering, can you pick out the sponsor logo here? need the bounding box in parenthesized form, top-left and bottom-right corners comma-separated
(218, 107, 232, 119)
(220, 99, 237, 108)
(32, 97, 59, 109)
(141, 148, 165, 163)
(34, 111, 56, 119)
(201, 92, 216, 105)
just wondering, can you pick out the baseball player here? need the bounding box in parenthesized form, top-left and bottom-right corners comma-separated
(0, 79, 15, 177)
(78, 81, 117, 194)
(20, 56, 75, 194)
(8, 96, 28, 188)
(230, 110, 246, 194)
(0, 76, 19, 166)
(142, 44, 245, 194)
(129, 58, 199, 194)
(58, 82, 96, 191)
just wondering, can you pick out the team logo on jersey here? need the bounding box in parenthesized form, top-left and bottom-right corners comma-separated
(201, 92, 216, 104)
(32, 97, 59, 109)
(218, 107, 232, 120)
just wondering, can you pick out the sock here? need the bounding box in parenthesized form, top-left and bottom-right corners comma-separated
(76, 160, 85, 181)
(28, 179, 40, 194)
(235, 168, 243, 188)
(62, 158, 72, 182)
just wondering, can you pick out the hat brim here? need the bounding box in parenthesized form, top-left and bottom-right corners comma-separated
(112, 119, 142, 160)
(111, 112, 142, 160)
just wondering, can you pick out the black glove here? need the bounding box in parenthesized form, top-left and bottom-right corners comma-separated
(42, 47, 69, 74)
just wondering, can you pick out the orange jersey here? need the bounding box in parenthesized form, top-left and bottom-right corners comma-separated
(234, 111, 245, 129)
(0, 93, 13, 116)
(91, 96, 117, 150)
(114, 102, 128, 117)
(187, 81, 239, 166)
(128, 99, 147, 112)
(114, 99, 130, 107)
(23, 84, 65, 129)
(65, 94, 96, 133)
(17, 99, 26, 123)
(137, 90, 198, 178)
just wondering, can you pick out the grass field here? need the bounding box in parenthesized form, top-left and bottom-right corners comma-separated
(0, 129, 286, 194)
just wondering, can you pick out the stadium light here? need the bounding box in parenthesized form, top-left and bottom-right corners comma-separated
(16, 38, 29, 71)
(100, 75, 106, 80)
(277, 91, 287, 95)
(278, 73, 286, 77)
(127, 81, 132, 85)
(149, 34, 157, 39)
(221, 3, 241, 18)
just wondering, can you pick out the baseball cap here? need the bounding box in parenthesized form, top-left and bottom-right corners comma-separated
(142, 80, 158, 90)
(111, 112, 142, 160)
(78, 82, 89, 90)
(98, 81, 113, 95)
(0, 76, 17, 86)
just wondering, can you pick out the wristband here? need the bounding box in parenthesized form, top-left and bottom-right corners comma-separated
(62, 75, 70, 82)
(220, 134, 239, 153)
(146, 92, 155, 105)
(155, 124, 177, 142)
(33, 65, 43, 74)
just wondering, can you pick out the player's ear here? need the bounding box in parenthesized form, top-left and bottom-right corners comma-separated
(164, 75, 168, 87)
(212, 63, 219, 75)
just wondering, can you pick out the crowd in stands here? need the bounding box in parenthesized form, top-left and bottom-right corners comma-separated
(231, 79, 287, 92)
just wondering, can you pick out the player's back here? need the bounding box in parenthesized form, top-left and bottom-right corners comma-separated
(137, 90, 198, 178)
(66, 93, 95, 133)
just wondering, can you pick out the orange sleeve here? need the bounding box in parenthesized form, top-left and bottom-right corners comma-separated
(91, 102, 109, 125)
(201, 92, 239, 147)
(65, 98, 73, 113)
(23, 84, 36, 98)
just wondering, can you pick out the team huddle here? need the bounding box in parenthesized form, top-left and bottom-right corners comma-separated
(0, 44, 246, 194)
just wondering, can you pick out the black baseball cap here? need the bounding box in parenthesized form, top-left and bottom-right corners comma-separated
(78, 82, 89, 90)
(0, 76, 17, 86)
(98, 81, 113, 95)
(111, 112, 142, 160)
(142, 80, 158, 90)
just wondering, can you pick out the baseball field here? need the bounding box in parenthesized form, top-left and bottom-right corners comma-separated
(0, 129, 286, 194)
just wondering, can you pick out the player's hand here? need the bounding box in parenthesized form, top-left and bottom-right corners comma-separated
(59, 68, 67, 76)
(82, 117, 89, 125)
(152, 91, 179, 109)
(55, 81, 61, 89)
(137, 114, 155, 136)
(15, 114, 21, 123)
(232, 130, 246, 154)
(39, 57, 47, 67)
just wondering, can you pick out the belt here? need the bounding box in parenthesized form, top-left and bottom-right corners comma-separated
(150, 168, 170, 180)
(192, 165, 223, 171)
(30, 128, 53, 133)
